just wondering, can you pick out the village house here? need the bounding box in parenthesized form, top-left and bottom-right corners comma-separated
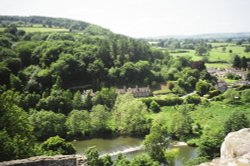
(116, 85, 152, 97)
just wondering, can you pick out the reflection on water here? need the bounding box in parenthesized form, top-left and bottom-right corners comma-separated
(72, 136, 197, 166)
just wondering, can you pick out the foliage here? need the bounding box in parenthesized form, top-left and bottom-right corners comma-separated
(91, 88, 117, 109)
(90, 105, 110, 135)
(130, 154, 160, 166)
(149, 100, 160, 113)
(168, 106, 193, 140)
(85, 146, 103, 166)
(143, 116, 169, 163)
(66, 110, 91, 137)
(164, 148, 179, 166)
(40, 136, 76, 155)
(113, 154, 130, 166)
(0, 90, 35, 161)
(196, 80, 211, 96)
(197, 131, 224, 159)
(112, 93, 149, 135)
(186, 156, 209, 166)
(184, 95, 201, 105)
(224, 111, 249, 135)
(29, 110, 66, 141)
(232, 55, 241, 68)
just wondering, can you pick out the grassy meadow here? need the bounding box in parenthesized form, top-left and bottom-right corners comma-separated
(169, 43, 250, 69)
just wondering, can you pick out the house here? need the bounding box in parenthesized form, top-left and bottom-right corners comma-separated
(116, 85, 152, 97)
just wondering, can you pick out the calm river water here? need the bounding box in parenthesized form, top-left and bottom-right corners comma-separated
(72, 136, 197, 166)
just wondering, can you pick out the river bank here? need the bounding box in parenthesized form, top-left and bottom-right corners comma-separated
(71, 136, 197, 166)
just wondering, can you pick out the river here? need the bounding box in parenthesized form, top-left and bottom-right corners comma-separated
(72, 136, 197, 166)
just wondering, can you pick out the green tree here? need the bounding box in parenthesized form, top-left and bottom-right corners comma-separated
(224, 111, 249, 135)
(165, 148, 179, 166)
(100, 155, 113, 166)
(195, 43, 210, 56)
(0, 90, 35, 161)
(85, 146, 102, 166)
(29, 110, 66, 141)
(112, 93, 149, 135)
(40, 136, 76, 155)
(232, 55, 241, 69)
(149, 100, 160, 113)
(241, 89, 250, 102)
(91, 88, 117, 109)
(66, 110, 91, 137)
(169, 106, 193, 140)
(130, 154, 160, 166)
(198, 131, 224, 159)
(90, 105, 110, 135)
(196, 80, 211, 96)
(72, 91, 84, 110)
(113, 154, 130, 166)
(185, 95, 201, 105)
(0, 63, 11, 86)
(241, 56, 248, 70)
(143, 116, 169, 163)
(9, 74, 22, 90)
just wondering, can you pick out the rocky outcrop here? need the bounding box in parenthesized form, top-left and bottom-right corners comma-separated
(199, 128, 250, 166)
(0, 155, 87, 166)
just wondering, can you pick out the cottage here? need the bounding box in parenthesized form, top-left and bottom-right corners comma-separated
(116, 85, 152, 97)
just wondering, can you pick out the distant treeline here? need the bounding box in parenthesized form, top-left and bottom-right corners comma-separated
(0, 15, 90, 30)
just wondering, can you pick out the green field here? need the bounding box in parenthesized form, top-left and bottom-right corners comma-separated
(168, 43, 250, 68)
(0, 27, 69, 33)
(151, 101, 250, 134)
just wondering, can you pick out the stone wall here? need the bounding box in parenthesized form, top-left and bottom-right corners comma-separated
(0, 155, 87, 166)
(199, 128, 250, 166)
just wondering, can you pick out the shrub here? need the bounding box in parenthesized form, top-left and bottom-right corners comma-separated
(208, 90, 221, 98)
(149, 100, 160, 113)
(155, 97, 183, 106)
(185, 95, 201, 105)
(40, 136, 76, 155)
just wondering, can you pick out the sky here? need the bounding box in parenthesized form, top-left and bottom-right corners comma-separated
(0, 0, 250, 38)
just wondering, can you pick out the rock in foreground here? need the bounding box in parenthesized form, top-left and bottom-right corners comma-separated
(199, 128, 250, 166)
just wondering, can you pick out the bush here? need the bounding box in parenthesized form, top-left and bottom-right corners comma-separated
(140, 97, 153, 108)
(241, 89, 250, 102)
(196, 80, 211, 96)
(187, 138, 199, 147)
(186, 157, 209, 166)
(149, 100, 160, 113)
(208, 90, 221, 98)
(185, 95, 201, 105)
(224, 111, 249, 135)
(40, 136, 76, 155)
(155, 97, 183, 106)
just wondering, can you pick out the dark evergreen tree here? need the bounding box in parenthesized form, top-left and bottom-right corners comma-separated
(232, 55, 241, 69)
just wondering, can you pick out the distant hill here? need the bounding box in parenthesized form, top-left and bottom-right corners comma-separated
(146, 32, 250, 40)
(0, 15, 112, 35)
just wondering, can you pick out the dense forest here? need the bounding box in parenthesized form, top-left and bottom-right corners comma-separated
(1, 16, 250, 166)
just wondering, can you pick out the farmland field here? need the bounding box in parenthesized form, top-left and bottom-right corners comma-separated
(0, 27, 69, 32)
(168, 42, 250, 69)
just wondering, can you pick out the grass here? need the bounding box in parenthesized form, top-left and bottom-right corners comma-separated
(220, 78, 238, 84)
(205, 63, 230, 69)
(0, 27, 69, 33)
(150, 101, 250, 134)
(169, 42, 250, 69)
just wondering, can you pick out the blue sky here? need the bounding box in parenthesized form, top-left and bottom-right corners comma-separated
(1, 0, 250, 38)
